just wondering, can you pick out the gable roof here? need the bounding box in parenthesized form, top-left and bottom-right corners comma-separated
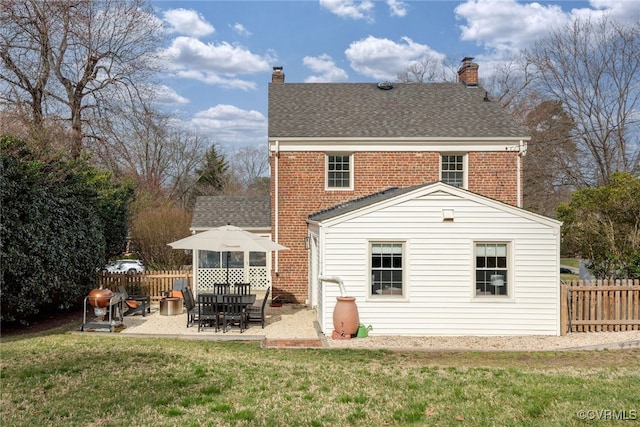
(308, 182, 561, 229)
(308, 185, 426, 222)
(191, 195, 270, 231)
(269, 82, 528, 139)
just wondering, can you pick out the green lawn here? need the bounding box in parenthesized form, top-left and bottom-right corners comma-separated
(561, 258, 581, 269)
(1, 324, 639, 426)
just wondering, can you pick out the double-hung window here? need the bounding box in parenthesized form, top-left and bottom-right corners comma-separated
(326, 154, 352, 189)
(475, 242, 509, 296)
(441, 154, 465, 188)
(371, 242, 404, 296)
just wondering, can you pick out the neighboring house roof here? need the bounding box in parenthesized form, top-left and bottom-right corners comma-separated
(191, 195, 270, 231)
(308, 182, 561, 228)
(269, 82, 528, 139)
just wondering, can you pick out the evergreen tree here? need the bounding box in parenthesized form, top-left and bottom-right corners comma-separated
(195, 145, 229, 193)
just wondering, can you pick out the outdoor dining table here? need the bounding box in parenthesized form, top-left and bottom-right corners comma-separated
(196, 293, 257, 332)
(198, 293, 256, 308)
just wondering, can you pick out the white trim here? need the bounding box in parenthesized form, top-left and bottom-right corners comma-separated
(275, 140, 280, 273)
(470, 240, 515, 302)
(269, 137, 530, 153)
(325, 152, 354, 191)
(368, 240, 408, 301)
(312, 182, 562, 230)
(439, 152, 468, 189)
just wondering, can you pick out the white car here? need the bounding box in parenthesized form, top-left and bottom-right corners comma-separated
(103, 259, 145, 274)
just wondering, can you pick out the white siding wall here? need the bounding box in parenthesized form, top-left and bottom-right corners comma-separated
(318, 191, 561, 336)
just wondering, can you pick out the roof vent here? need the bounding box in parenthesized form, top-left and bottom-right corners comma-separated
(377, 81, 393, 90)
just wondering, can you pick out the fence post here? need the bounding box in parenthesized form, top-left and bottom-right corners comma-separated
(560, 282, 568, 336)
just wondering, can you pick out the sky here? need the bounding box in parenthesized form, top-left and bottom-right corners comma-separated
(150, 0, 640, 152)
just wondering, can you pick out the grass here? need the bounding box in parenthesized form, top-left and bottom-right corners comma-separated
(561, 258, 581, 270)
(561, 257, 580, 281)
(1, 324, 639, 426)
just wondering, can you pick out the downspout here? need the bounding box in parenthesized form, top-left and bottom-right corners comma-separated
(274, 140, 280, 274)
(517, 139, 527, 208)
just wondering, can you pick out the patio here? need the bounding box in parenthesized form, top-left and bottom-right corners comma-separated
(118, 292, 323, 346)
(82, 289, 640, 351)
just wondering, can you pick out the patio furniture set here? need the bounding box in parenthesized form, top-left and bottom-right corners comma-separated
(179, 283, 270, 333)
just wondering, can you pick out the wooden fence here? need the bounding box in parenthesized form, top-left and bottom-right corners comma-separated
(98, 270, 192, 302)
(561, 279, 640, 335)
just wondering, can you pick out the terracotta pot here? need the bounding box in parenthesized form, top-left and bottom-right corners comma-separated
(332, 296, 359, 337)
(88, 287, 114, 308)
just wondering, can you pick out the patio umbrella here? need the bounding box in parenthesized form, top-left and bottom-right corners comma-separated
(168, 225, 289, 284)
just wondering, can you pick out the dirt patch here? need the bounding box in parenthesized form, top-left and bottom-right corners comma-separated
(1, 307, 84, 337)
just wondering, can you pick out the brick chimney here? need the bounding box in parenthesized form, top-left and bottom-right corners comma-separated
(457, 57, 478, 86)
(272, 66, 285, 83)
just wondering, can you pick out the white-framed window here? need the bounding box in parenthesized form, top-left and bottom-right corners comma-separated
(326, 153, 352, 189)
(198, 251, 246, 268)
(370, 242, 404, 296)
(441, 154, 466, 188)
(475, 242, 509, 297)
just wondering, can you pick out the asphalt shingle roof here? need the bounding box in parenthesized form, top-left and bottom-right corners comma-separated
(269, 82, 528, 139)
(308, 184, 429, 222)
(191, 195, 270, 230)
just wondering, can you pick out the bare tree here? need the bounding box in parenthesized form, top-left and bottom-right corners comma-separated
(522, 99, 577, 216)
(90, 98, 209, 208)
(482, 55, 537, 114)
(229, 146, 270, 195)
(396, 55, 457, 83)
(0, 0, 54, 142)
(526, 16, 640, 186)
(0, 0, 164, 157)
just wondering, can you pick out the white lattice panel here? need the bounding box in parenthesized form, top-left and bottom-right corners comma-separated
(249, 267, 269, 289)
(197, 267, 268, 293)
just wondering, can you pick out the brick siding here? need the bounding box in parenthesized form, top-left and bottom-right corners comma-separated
(271, 150, 519, 303)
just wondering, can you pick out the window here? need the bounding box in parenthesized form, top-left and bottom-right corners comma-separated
(326, 154, 352, 189)
(198, 251, 244, 268)
(371, 243, 403, 296)
(249, 252, 266, 267)
(441, 154, 465, 187)
(475, 243, 508, 296)
(199, 251, 221, 268)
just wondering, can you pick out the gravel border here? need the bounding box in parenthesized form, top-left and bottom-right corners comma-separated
(115, 303, 640, 351)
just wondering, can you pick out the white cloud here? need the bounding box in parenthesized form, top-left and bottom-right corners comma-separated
(303, 55, 349, 82)
(190, 104, 267, 148)
(163, 8, 215, 37)
(345, 36, 438, 80)
(230, 22, 251, 37)
(586, 0, 640, 23)
(455, 0, 568, 54)
(153, 84, 189, 105)
(386, 0, 408, 17)
(160, 36, 271, 90)
(320, 0, 375, 21)
(455, 0, 640, 56)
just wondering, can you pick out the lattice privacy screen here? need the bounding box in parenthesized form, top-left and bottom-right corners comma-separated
(197, 267, 269, 293)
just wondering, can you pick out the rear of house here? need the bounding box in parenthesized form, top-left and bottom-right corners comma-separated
(267, 58, 563, 336)
(268, 59, 529, 305)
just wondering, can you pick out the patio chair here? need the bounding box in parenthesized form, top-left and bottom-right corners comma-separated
(233, 282, 251, 295)
(246, 286, 269, 328)
(222, 294, 246, 333)
(118, 286, 151, 317)
(182, 286, 199, 328)
(198, 294, 221, 332)
(213, 283, 230, 295)
(165, 278, 188, 299)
